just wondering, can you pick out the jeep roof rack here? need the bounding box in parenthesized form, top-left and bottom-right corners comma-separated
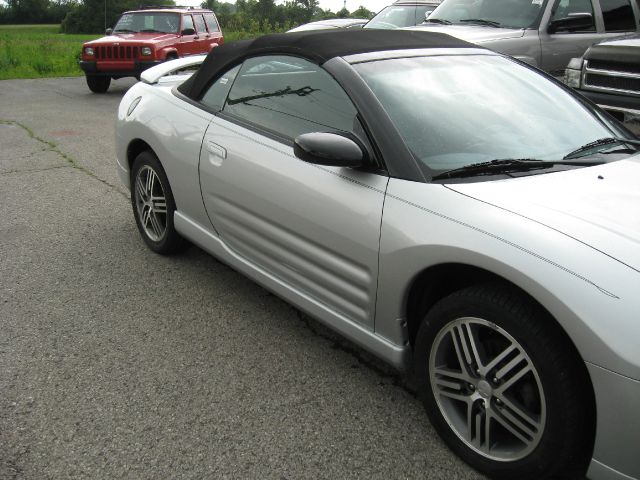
(138, 5, 206, 10)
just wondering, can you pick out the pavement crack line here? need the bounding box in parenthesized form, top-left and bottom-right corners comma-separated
(0, 119, 127, 199)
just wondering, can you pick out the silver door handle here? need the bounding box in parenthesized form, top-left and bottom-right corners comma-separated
(207, 141, 227, 158)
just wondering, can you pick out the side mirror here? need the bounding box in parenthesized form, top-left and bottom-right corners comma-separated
(105, 27, 113, 35)
(181, 28, 195, 36)
(548, 13, 593, 33)
(294, 132, 366, 168)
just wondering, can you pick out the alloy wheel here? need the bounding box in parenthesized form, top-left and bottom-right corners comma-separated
(134, 165, 168, 242)
(429, 317, 546, 462)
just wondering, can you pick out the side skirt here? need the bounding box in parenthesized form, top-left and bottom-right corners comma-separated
(174, 211, 411, 371)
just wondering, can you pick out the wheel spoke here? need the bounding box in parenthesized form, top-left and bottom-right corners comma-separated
(149, 211, 163, 238)
(496, 362, 532, 393)
(135, 175, 146, 200)
(434, 366, 471, 382)
(495, 353, 526, 380)
(450, 327, 475, 377)
(463, 322, 485, 372)
(142, 206, 152, 228)
(491, 406, 537, 446)
(145, 169, 155, 196)
(496, 394, 540, 430)
(152, 196, 167, 214)
(438, 388, 471, 404)
(484, 343, 518, 374)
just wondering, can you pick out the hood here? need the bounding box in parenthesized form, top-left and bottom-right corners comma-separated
(585, 34, 640, 63)
(407, 24, 525, 43)
(447, 157, 640, 272)
(85, 33, 178, 46)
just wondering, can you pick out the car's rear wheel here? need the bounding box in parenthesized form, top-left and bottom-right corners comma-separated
(86, 75, 111, 93)
(414, 283, 592, 480)
(131, 151, 187, 255)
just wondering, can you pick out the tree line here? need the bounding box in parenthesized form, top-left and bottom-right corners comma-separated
(0, 0, 375, 34)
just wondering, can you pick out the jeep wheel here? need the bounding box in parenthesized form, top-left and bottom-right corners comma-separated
(86, 75, 111, 93)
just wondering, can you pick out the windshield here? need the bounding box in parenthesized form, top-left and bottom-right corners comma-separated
(427, 0, 547, 29)
(365, 5, 438, 29)
(114, 12, 180, 34)
(354, 55, 631, 176)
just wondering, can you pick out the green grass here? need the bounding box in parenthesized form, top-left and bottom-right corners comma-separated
(0, 24, 272, 80)
(0, 24, 99, 80)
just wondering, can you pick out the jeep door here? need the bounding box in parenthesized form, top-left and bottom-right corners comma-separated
(179, 14, 200, 56)
(192, 13, 211, 54)
(197, 56, 388, 329)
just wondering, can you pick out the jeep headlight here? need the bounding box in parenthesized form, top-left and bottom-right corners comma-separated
(564, 58, 583, 88)
(141, 47, 152, 56)
(84, 47, 94, 56)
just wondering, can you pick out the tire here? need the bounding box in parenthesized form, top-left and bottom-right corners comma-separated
(130, 151, 188, 255)
(86, 75, 111, 93)
(414, 283, 592, 480)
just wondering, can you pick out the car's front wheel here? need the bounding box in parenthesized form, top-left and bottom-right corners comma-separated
(131, 151, 187, 255)
(415, 284, 593, 480)
(86, 75, 110, 93)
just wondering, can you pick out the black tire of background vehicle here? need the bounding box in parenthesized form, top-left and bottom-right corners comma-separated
(131, 151, 188, 255)
(165, 53, 178, 61)
(414, 283, 594, 480)
(86, 75, 111, 93)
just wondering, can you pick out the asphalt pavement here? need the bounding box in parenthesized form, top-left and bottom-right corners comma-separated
(0, 77, 485, 479)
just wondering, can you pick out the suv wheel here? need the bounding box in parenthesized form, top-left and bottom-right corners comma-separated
(86, 75, 111, 93)
(414, 283, 592, 480)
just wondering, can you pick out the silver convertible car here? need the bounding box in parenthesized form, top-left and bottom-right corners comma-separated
(116, 30, 640, 480)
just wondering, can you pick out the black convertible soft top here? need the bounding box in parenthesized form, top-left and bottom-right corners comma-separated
(178, 29, 474, 100)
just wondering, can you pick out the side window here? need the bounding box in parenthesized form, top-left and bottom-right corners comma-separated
(223, 56, 358, 140)
(550, 0, 596, 31)
(200, 65, 241, 111)
(204, 13, 220, 32)
(182, 15, 195, 33)
(600, 0, 635, 31)
(193, 14, 207, 33)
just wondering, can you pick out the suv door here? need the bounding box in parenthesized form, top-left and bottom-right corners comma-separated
(179, 14, 199, 55)
(197, 56, 388, 328)
(192, 13, 210, 54)
(540, 0, 603, 73)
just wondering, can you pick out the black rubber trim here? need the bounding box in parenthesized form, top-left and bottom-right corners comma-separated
(324, 56, 426, 183)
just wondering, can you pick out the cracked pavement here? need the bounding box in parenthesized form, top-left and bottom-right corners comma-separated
(0, 76, 486, 479)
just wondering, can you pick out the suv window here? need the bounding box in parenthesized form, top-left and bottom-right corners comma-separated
(182, 14, 195, 33)
(600, 0, 635, 31)
(193, 14, 207, 33)
(428, 0, 548, 29)
(114, 12, 180, 33)
(223, 56, 358, 140)
(550, 0, 595, 31)
(200, 65, 241, 111)
(204, 13, 220, 32)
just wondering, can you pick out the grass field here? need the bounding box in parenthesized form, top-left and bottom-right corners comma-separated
(0, 24, 99, 80)
(0, 24, 268, 80)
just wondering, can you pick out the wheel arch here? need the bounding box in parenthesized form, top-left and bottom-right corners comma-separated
(403, 261, 596, 463)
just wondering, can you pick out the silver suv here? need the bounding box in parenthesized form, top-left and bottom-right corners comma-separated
(409, 0, 640, 74)
(364, 0, 442, 29)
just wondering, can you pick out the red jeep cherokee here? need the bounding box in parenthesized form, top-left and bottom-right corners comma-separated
(80, 7, 223, 93)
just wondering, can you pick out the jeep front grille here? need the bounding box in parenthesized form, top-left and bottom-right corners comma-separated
(583, 60, 640, 97)
(95, 46, 139, 60)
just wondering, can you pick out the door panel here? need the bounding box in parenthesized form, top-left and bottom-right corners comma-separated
(199, 117, 388, 327)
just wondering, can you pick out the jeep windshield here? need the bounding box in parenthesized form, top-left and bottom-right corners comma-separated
(114, 12, 180, 34)
(354, 54, 636, 180)
(426, 0, 548, 29)
(364, 4, 438, 29)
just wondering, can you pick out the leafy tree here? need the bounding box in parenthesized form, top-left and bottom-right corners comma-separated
(351, 5, 373, 18)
